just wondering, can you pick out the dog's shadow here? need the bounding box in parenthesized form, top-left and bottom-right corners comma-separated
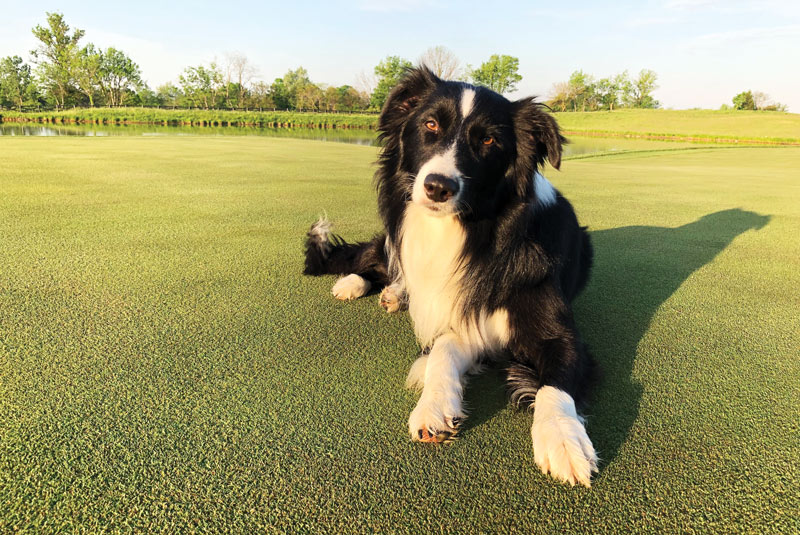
(461, 208, 770, 466)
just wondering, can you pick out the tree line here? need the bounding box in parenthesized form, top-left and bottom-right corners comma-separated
(723, 90, 787, 112)
(0, 14, 529, 114)
(547, 69, 660, 112)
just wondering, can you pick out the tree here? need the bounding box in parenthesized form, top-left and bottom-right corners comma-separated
(418, 46, 461, 80)
(179, 62, 222, 109)
(282, 67, 311, 109)
(296, 83, 323, 111)
(467, 54, 523, 94)
(370, 56, 413, 109)
(337, 85, 368, 111)
(567, 70, 594, 111)
(594, 71, 628, 111)
(224, 52, 256, 108)
(0, 56, 38, 111)
(73, 44, 103, 107)
(248, 80, 274, 110)
(732, 90, 755, 110)
(547, 81, 573, 112)
(156, 83, 182, 108)
(323, 85, 340, 111)
(30, 12, 85, 109)
(626, 69, 659, 109)
(99, 48, 143, 107)
(270, 78, 290, 109)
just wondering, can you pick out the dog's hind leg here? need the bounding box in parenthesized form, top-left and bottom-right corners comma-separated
(303, 218, 391, 301)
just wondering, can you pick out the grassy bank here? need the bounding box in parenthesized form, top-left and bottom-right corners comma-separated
(1, 137, 797, 533)
(0, 107, 378, 129)
(555, 108, 800, 144)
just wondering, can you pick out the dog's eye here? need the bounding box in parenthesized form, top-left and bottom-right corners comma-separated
(424, 120, 439, 132)
(482, 136, 495, 146)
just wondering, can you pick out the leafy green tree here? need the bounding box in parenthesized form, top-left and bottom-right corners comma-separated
(73, 44, 103, 107)
(567, 70, 594, 111)
(594, 71, 628, 111)
(467, 54, 523, 94)
(370, 56, 413, 109)
(131, 84, 161, 107)
(0, 56, 39, 111)
(270, 78, 290, 109)
(282, 67, 311, 109)
(30, 12, 85, 109)
(156, 83, 182, 108)
(100, 48, 143, 107)
(179, 62, 222, 109)
(337, 85, 368, 111)
(626, 69, 659, 109)
(732, 90, 755, 110)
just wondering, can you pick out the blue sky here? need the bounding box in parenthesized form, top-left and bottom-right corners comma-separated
(2, 0, 798, 111)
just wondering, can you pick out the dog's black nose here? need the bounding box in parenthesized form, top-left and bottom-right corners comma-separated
(423, 174, 459, 203)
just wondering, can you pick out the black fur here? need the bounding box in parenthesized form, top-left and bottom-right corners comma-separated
(304, 67, 595, 408)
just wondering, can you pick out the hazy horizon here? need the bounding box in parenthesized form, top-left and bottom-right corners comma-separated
(1, 0, 798, 112)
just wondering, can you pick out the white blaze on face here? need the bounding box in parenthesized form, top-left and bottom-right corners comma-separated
(460, 88, 475, 118)
(412, 86, 478, 212)
(412, 143, 461, 208)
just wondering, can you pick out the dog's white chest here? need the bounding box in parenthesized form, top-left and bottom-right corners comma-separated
(400, 204, 467, 347)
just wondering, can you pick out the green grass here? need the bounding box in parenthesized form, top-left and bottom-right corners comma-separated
(0, 137, 798, 533)
(554, 108, 800, 144)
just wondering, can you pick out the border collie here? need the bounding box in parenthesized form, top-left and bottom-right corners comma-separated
(304, 68, 598, 486)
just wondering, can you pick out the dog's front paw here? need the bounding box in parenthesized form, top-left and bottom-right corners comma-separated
(531, 386, 598, 487)
(408, 395, 464, 444)
(379, 285, 406, 313)
(332, 274, 371, 301)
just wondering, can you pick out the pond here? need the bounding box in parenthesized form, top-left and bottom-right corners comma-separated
(0, 122, 710, 155)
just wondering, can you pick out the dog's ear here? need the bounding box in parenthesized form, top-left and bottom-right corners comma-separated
(512, 97, 565, 178)
(378, 67, 440, 135)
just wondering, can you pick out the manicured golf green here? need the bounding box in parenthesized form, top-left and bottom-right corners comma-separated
(0, 137, 797, 533)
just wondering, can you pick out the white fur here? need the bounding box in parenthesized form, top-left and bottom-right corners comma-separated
(405, 354, 429, 391)
(407, 333, 468, 438)
(400, 203, 466, 347)
(411, 143, 461, 210)
(531, 386, 598, 487)
(399, 203, 511, 439)
(331, 274, 371, 301)
(534, 172, 557, 207)
(460, 88, 476, 118)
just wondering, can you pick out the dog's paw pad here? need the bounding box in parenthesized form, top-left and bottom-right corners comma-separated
(379, 286, 404, 313)
(417, 426, 459, 444)
(410, 409, 464, 444)
(332, 274, 371, 301)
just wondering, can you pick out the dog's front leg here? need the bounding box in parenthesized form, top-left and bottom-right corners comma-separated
(407, 333, 472, 442)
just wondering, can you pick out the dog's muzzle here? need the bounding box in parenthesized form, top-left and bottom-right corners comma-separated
(423, 174, 460, 203)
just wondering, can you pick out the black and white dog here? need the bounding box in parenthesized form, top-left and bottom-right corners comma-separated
(304, 68, 598, 486)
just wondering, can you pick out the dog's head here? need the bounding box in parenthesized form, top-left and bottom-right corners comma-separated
(378, 67, 564, 218)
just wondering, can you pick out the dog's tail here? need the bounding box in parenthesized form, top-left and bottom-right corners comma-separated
(303, 218, 388, 282)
